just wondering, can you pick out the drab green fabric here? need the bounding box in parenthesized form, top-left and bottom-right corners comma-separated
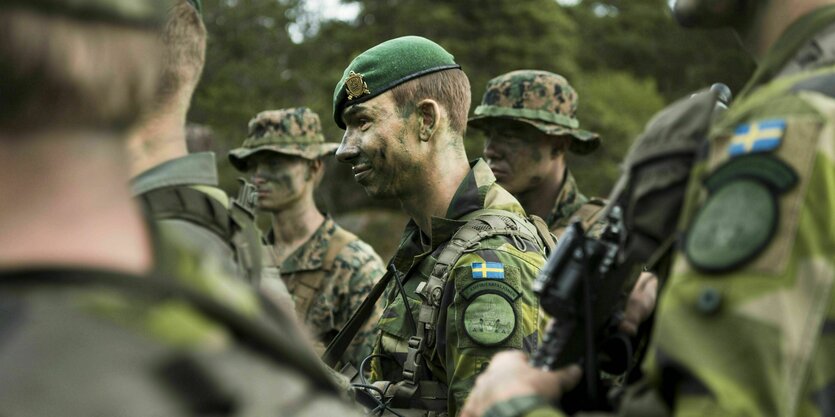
(332, 36, 461, 129)
(738, 5, 835, 99)
(705, 155, 798, 193)
(1, 0, 168, 26)
(685, 179, 777, 272)
(473, 105, 580, 129)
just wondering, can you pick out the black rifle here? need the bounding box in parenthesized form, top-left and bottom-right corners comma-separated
(530, 207, 631, 412)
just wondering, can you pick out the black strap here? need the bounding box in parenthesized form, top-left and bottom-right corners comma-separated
(0, 269, 340, 395)
(322, 268, 394, 368)
(139, 186, 231, 241)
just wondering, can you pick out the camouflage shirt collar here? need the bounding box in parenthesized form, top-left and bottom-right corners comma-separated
(391, 159, 528, 269)
(130, 152, 219, 196)
(276, 216, 335, 274)
(545, 168, 589, 228)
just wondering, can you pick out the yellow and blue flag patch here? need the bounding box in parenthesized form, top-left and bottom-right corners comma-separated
(471, 262, 505, 279)
(728, 119, 786, 157)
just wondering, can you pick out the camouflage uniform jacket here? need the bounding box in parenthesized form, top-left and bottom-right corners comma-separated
(545, 168, 607, 238)
(372, 159, 548, 416)
(269, 216, 385, 367)
(501, 7, 835, 417)
(0, 227, 364, 417)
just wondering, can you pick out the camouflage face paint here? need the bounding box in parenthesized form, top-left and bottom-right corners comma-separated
(248, 153, 312, 212)
(482, 123, 561, 195)
(338, 93, 423, 199)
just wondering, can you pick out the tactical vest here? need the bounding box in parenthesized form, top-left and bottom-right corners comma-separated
(332, 209, 550, 416)
(139, 185, 263, 286)
(282, 226, 358, 329)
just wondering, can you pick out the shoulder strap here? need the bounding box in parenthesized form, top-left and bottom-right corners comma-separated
(140, 186, 231, 240)
(228, 198, 263, 286)
(322, 226, 358, 271)
(0, 270, 340, 395)
(528, 214, 556, 254)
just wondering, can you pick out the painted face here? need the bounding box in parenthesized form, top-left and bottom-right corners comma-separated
(482, 122, 562, 194)
(336, 92, 423, 199)
(245, 152, 312, 212)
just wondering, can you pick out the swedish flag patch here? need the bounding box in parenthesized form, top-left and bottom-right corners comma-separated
(471, 262, 505, 279)
(728, 119, 786, 157)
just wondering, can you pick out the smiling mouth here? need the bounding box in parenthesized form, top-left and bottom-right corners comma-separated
(352, 163, 373, 182)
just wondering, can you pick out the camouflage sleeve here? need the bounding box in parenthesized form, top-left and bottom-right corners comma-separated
(444, 237, 547, 416)
(330, 239, 386, 367)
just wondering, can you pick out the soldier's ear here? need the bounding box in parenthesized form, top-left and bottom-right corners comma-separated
(417, 99, 440, 142)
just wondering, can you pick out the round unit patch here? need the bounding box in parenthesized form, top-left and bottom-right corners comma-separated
(463, 293, 517, 346)
(685, 178, 778, 272)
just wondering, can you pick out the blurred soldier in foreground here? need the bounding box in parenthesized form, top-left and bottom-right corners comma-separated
(127, 0, 267, 288)
(329, 36, 550, 416)
(229, 107, 385, 367)
(0, 1, 364, 415)
(462, 0, 835, 416)
(469, 70, 606, 237)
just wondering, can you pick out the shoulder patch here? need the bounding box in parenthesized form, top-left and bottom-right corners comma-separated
(462, 293, 516, 346)
(685, 155, 798, 273)
(728, 119, 786, 157)
(471, 262, 505, 279)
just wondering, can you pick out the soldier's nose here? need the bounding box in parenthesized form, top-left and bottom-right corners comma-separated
(336, 140, 359, 163)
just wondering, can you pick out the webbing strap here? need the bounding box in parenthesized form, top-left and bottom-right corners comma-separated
(140, 186, 231, 240)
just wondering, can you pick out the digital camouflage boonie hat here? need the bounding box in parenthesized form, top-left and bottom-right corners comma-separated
(2, 0, 168, 26)
(468, 70, 600, 155)
(332, 36, 461, 129)
(228, 108, 339, 171)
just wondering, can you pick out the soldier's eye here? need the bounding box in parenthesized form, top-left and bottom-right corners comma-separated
(359, 118, 371, 130)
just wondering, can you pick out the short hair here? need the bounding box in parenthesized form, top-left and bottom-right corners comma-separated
(0, 9, 161, 134)
(390, 69, 471, 135)
(155, 0, 207, 105)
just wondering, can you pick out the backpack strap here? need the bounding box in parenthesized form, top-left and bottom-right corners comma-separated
(140, 184, 264, 286)
(140, 186, 231, 240)
(289, 225, 359, 321)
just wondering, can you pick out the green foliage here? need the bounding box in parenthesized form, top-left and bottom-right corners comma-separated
(569, 71, 666, 196)
(189, 0, 756, 209)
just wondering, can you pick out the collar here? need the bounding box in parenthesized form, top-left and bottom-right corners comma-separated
(274, 216, 334, 274)
(391, 158, 528, 270)
(130, 152, 219, 196)
(545, 168, 589, 228)
(739, 5, 835, 98)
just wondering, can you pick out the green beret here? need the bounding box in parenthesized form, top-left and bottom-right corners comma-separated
(1, 0, 168, 26)
(332, 36, 461, 129)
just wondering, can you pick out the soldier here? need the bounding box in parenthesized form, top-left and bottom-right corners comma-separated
(330, 36, 550, 416)
(0, 1, 364, 415)
(468, 70, 606, 236)
(462, 0, 835, 416)
(228, 107, 386, 368)
(127, 0, 268, 288)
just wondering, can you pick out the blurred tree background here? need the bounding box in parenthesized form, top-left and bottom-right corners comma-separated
(189, 0, 755, 258)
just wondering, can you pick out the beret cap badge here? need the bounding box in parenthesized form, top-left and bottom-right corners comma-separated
(345, 71, 371, 100)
